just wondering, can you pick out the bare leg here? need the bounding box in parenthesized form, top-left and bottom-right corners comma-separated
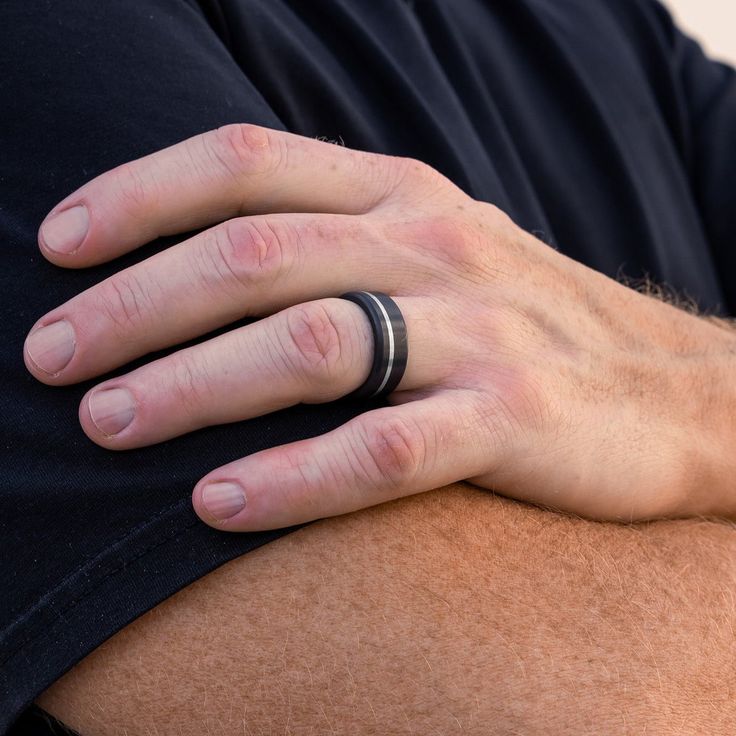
(38, 482, 736, 735)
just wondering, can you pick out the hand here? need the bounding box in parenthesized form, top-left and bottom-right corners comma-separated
(23, 124, 732, 529)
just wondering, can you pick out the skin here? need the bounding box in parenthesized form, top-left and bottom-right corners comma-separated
(21, 124, 736, 528)
(38, 483, 736, 735)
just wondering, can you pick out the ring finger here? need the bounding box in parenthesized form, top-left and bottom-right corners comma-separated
(79, 296, 449, 450)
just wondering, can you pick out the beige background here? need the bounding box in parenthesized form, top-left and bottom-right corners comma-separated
(665, 1, 736, 65)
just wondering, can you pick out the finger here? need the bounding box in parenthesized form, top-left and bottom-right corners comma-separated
(38, 124, 409, 266)
(78, 297, 448, 450)
(191, 390, 490, 531)
(24, 212, 410, 385)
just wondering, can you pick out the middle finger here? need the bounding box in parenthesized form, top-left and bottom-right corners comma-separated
(24, 212, 417, 384)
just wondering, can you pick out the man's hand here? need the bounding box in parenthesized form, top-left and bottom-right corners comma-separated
(22, 124, 736, 529)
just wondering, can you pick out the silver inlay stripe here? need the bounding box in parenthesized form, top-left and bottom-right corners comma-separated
(362, 291, 395, 396)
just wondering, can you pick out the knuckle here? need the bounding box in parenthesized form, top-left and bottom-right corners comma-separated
(98, 271, 157, 338)
(167, 354, 217, 421)
(358, 414, 426, 490)
(485, 357, 552, 441)
(418, 214, 481, 267)
(282, 302, 349, 385)
(397, 157, 450, 194)
(209, 123, 281, 179)
(111, 162, 157, 217)
(206, 217, 293, 293)
(476, 199, 513, 228)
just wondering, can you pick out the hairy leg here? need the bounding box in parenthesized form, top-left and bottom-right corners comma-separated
(38, 483, 736, 735)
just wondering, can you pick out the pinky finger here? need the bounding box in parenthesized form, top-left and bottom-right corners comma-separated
(192, 389, 490, 531)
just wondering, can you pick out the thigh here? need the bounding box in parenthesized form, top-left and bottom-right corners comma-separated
(39, 482, 736, 735)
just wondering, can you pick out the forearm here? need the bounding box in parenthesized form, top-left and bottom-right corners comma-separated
(39, 482, 736, 735)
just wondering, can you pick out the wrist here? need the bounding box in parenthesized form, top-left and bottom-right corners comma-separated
(672, 313, 736, 518)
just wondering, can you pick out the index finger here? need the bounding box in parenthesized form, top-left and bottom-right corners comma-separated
(38, 124, 408, 267)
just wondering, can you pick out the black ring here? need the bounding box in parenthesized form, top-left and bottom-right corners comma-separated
(339, 291, 408, 400)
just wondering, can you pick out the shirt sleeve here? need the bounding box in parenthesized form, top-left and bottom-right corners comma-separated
(651, 1, 736, 312)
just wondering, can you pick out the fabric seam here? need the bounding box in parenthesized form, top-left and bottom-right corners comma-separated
(2, 497, 190, 628)
(0, 500, 197, 666)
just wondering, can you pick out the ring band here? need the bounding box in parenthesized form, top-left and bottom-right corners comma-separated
(339, 291, 408, 400)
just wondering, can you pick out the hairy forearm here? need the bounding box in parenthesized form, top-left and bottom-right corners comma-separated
(39, 483, 736, 735)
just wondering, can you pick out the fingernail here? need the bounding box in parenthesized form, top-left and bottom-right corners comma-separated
(41, 205, 89, 254)
(202, 482, 246, 520)
(25, 320, 76, 375)
(88, 388, 136, 436)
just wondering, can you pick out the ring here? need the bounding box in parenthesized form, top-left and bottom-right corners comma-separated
(339, 291, 408, 400)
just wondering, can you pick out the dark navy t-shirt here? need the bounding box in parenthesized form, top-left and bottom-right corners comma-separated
(2, 0, 735, 729)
